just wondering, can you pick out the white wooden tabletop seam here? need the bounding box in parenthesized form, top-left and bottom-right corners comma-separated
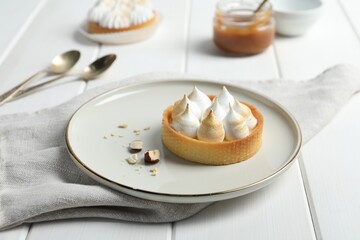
(298, 153, 322, 240)
(25, 224, 34, 240)
(272, 44, 283, 79)
(337, 0, 360, 43)
(183, 0, 192, 74)
(0, 0, 47, 67)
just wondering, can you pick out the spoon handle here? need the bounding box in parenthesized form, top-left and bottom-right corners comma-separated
(254, 0, 268, 13)
(0, 70, 45, 106)
(15, 74, 69, 98)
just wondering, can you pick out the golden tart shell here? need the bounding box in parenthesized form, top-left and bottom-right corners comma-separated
(162, 100, 263, 165)
(88, 12, 157, 34)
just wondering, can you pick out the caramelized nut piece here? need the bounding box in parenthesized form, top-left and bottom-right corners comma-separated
(126, 154, 138, 165)
(118, 123, 128, 128)
(144, 149, 160, 164)
(129, 140, 143, 152)
(150, 167, 159, 176)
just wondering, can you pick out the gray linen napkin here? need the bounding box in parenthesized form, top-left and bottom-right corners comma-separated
(1, 64, 360, 230)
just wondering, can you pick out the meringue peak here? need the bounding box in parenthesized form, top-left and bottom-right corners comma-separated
(188, 86, 212, 112)
(171, 104, 200, 138)
(202, 97, 227, 121)
(197, 110, 225, 142)
(233, 99, 258, 129)
(172, 94, 201, 120)
(233, 99, 250, 118)
(223, 105, 249, 141)
(226, 104, 245, 124)
(217, 86, 235, 109)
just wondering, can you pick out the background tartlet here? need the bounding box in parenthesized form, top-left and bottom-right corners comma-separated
(87, 0, 156, 34)
(88, 11, 157, 33)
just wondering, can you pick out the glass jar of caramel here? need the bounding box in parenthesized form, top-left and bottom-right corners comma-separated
(213, 0, 275, 55)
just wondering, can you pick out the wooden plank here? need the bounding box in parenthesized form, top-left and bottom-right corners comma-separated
(274, 0, 360, 80)
(0, 0, 97, 238)
(174, 1, 316, 240)
(27, 220, 171, 240)
(88, 0, 192, 89)
(174, 163, 316, 240)
(185, 0, 279, 80)
(25, 0, 188, 239)
(0, 0, 44, 64)
(0, 0, 98, 114)
(0, 0, 52, 235)
(274, 0, 360, 239)
(301, 94, 360, 240)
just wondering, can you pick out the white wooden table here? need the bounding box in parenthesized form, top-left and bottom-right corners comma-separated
(1, 0, 359, 239)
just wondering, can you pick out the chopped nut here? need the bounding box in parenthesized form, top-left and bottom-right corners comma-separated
(133, 129, 141, 134)
(144, 149, 160, 164)
(118, 123, 128, 128)
(143, 126, 151, 131)
(110, 133, 115, 137)
(129, 140, 143, 152)
(118, 135, 124, 138)
(150, 167, 159, 176)
(126, 154, 138, 165)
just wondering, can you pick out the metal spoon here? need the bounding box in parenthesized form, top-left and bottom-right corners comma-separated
(14, 54, 116, 99)
(0, 50, 80, 106)
(254, 0, 268, 13)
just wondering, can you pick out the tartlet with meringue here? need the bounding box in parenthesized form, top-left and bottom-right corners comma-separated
(162, 86, 263, 165)
(87, 0, 157, 34)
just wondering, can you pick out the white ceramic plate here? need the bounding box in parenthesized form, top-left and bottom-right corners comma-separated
(66, 79, 302, 203)
(78, 13, 161, 45)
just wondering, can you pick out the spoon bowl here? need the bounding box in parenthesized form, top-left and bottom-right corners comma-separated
(82, 54, 117, 80)
(50, 50, 81, 74)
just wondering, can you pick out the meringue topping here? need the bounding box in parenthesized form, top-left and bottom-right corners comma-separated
(188, 86, 212, 112)
(217, 86, 235, 109)
(233, 99, 258, 129)
(131, 4, 154, 25)
(88, 0, 116, 23)
(223, 105, 250, 141)
(99, 4, 131, 29)
(88, 0, 154, 29)
(171, 104, 200, 138)
(170, 86, 257, 141)
(172, 95, 202, 120)
(197, 110, 225, 142)
(202, 97, 227, 121)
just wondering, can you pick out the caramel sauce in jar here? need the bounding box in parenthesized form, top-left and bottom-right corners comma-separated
(213, 0, 275, 55)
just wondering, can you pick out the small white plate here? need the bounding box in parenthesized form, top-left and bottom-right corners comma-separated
(66, 79, 302, 203)
(78, 13, 161, 45)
